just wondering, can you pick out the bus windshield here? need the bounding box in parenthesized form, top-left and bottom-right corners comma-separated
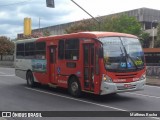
(99, 37, 145, 72)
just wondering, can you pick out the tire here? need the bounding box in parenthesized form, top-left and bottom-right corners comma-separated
(68, 77, 81, 97)
(26, 71, 35, 87)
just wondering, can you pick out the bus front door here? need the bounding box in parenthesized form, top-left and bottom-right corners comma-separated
(83, 44, 95, 91)
(49, 46, 57, 84)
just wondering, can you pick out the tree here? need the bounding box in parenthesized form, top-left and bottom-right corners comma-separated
(66, 15, 142, 34)
(102, 15, 142, 36)
(43, 30, 51, 36)
(0, 36, 15, 60)
(65, 19, 98, 33)
(155, 23, 160, 47)
(65, 15, 149, 47)
(139, 32, 150, 48)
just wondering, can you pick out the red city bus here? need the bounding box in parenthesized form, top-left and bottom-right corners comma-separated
(15, 32, 146, 97)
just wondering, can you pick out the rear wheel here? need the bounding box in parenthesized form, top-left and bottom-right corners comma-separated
(68, 77, 81, 97)
(26, 71, 35, 87)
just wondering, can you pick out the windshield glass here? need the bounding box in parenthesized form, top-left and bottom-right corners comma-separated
(99, 37, 145, 71)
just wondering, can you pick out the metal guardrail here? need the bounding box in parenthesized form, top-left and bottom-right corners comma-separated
(0, 55, 14, 61)
(146, 66, 160, 77)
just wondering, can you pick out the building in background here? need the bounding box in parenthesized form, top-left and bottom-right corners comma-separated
(143, 48, 160, 77)
(17, 7, 160, 40)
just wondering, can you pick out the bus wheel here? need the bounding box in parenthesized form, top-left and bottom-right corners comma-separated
(68, 77, 81, 97)
(26, 71, 35, 87)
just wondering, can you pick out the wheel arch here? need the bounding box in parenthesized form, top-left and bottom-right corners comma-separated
(67, 74, 82, 97)
(67, 74, 81, 88)
(26, 69, 33, 80)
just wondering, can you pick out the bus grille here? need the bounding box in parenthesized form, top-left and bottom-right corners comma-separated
(115, 73, 137, 79)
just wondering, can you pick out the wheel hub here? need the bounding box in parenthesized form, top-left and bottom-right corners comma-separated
(71, 82, 78, 92)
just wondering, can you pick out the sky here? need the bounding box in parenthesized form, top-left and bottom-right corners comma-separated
(0, 0, 160, 39)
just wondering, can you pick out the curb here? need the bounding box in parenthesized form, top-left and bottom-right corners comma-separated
(146, 83, 160, 87)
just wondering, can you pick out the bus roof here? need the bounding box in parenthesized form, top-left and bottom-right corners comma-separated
(36, 31, 138, 42)
(78, 31, 138, 38)
(15, 38, 37, 44)
(15, 32, 138, 43)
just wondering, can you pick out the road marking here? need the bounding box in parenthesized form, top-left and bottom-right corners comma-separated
(25, 87, 160, 120)
(0, 74, 15, 76)
(146, 85, 160, 89)
(0, 118, 7, 120)
(0, 72, 6, 74)
(25, 87, 127, 111)
(127, 92, 160, 99)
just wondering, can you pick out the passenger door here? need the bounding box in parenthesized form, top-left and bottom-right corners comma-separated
(49, 45, 57, 84)
(83, 43, 95, 91)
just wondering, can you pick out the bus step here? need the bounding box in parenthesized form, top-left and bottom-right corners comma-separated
(48, 83, 58, 88)
(82, 90, 94, 94)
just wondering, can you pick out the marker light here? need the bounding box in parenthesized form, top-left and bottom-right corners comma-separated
(103, 74, 112, 83)
(139, 73, 146, 81)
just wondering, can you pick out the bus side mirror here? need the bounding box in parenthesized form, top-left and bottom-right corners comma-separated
(99, 48, 103, 58)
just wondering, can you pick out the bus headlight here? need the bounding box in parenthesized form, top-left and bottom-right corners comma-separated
(103, 74, 112, 83)
(139, 73, 146, 81)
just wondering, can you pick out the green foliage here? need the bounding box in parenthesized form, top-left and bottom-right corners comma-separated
(65, 14, 149, 48)
(66, 15, 142, 35)
(102, 15, 142, 36)
(0, 36, 15, 55)
(65, 19, 98, 33)
(139, 32, 150, 48)
(43, 30, 51, 36)
(155, 23, 160, 47)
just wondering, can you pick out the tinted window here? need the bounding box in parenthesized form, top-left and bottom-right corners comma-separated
(16, 43, 24, 59)
(25, 42, 35, 59)
(25, 42, 35, 51)
(36, 42, 46, 50)
(58, 40, 64, 59)
(35, 42, 46, 59)
(65, 39, 79, 60)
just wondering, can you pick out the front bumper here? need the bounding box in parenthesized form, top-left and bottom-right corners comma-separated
(100, 79, 146, 95)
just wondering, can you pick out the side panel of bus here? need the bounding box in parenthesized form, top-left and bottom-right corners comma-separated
(15, 36, 102, 95)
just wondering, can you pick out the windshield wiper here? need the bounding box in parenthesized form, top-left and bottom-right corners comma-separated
(119, 37, 138, 70)
(127, 53, 139, 69)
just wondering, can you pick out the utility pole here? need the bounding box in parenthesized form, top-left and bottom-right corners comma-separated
(70, 0, 101, 31)
(39, 17, 41, 32)
(151, 20, 157, 48)
(46, 0, 101, 31)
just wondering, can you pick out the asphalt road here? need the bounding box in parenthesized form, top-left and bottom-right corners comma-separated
(0, 67, 160, 120)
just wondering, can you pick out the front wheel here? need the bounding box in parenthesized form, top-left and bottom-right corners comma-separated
(68, 77, 81, 97)
(26, 71, 35, 87)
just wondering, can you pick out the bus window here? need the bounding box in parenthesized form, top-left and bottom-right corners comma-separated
(25, 42, 35, 59)
(58, 40, 64, 59)
(65, 39, 79, 60)
(35, 42, 46, 59)
(16, 43, 25, 59)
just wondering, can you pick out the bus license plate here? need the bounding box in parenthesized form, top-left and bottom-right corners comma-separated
(124, 84, 132, 88)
